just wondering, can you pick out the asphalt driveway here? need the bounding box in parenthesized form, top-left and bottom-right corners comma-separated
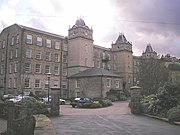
(51, 101, 180, 135)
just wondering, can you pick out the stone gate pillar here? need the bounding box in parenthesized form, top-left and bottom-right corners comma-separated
(130, 86, 141, 114)
(50, 87, 60, 116)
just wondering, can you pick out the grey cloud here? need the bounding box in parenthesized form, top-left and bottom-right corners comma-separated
(108, 0, 180, 57)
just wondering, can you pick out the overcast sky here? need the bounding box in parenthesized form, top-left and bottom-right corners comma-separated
(0, 0, 180, 57)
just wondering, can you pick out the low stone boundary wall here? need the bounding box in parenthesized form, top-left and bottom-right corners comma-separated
(34, 114, 56, 135)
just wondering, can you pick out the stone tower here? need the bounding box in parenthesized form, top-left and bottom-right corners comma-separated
(111, 33, 133, 93)
(142, 44, 158, 59)
(67, 18, 94, 77)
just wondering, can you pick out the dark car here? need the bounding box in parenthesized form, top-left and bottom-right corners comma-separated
(70, 97, 92, 108)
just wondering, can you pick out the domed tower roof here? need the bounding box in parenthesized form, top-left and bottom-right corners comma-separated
(72, 18, 90, 29)
(75, 18, 86, 26)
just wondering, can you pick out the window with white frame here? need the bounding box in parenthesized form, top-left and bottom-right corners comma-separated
(55, 41, 60, 49)
(25, 63, 31, 73)
(45, 80, 49, 89)
(0, 65, 4, 74)
(10, 50, 13, 59)
(14, 63, 18, 72)
(26, 48, 32, 58)
(45, 52, 51, 61)
(35, 79, 41, 88)
(85, 44, 88, 52)
(114, 54, 117, 61)
(14, 78, 17, 88)
(97, 61, 100, 68)
(2, 40, 5, 48)
(15, 49, 18, 58)
(1, 52, 5, 61)
(54, 66, 59, 75)
(54, 80, 59, 87)
(76, 79, 80, 88)
(35, 64, 41, 73)
(45, 65, 50, 74)
(9, 78, 12, 88)
(62, 80, 67, 89)
(107, 54, 110, 60)
(26, 34, 32, 44)
(114, 63, 117, 70)
(0, 79, 4, 86)
(63, 69, 67, 76)
(35, 50, 41, 59)
(54, 53, 60, 62)
(85, 58, 87, 66)
(63, 55, 67, 63)
(102, 63, 105, 69)
(107, 64, 111, 70)
(46, 39, 51, 48)
(24, 78, 30, 88)
(63, 43, 67, 51)
(102, 52, 105, 59)
(11, 36, 14, 45)
(36, 37, 42, 46)
(115, 80, 120, 88)
(107, 78, 111, 87)
(9, 64, 12, 73)
(16, 35, 19, 44)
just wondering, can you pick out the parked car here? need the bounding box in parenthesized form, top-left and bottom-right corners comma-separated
(60, 99, 66, 105)
(8, 96, 37, 103)
(70, 97, 92, 108)
(42, 96, 66, 105)
(2, 94, 14, 101)
(8, 95, 22, 103)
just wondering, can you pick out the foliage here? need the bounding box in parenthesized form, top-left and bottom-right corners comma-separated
(168, 64, 180, 71)
(98, 99, 112, 107)
(78, 99, 112, 108)
(140, 82, 180, 117)
(18, 100, 49, 115)
(167, 106, 180, 122)
(138, 58, 169, 95)
(79, 102, 102, 108)
(107, 91, 127, 101)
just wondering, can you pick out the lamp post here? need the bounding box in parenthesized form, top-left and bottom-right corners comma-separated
(47, 73, 51, 103)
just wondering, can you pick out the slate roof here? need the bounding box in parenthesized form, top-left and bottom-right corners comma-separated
(145, 44, 154, 53)
(17, 24, 65, 39)
(115, 33, 131, 45)
(69, 68, 120, 78)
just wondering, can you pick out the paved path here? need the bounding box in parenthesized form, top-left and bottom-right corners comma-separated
(0, 118, 7, 133)
(60, 101, 131, 116)
(51, 101, 180, 135)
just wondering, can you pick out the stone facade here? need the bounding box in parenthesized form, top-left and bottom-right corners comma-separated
(1, 18, 179, 99)
(0, 24, 68, 97)
(68, 68, 122, 98)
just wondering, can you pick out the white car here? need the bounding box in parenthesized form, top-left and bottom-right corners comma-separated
(42, 96, 66, 105)
(8, 96, 22, 103)
(60, 99, 66, 105)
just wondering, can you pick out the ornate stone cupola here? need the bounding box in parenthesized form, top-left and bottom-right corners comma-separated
(68, 18, 93, 41)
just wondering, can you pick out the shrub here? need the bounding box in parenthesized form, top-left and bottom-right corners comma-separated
(80, 102, 102, 108)
(18, 100, 49, 115)
(167, 107, 180, 123)
(99, 99, 112, 107)
(78, 99, 112, 108)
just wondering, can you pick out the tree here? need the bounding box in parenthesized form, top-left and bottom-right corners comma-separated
(137, 58, 169, 95)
